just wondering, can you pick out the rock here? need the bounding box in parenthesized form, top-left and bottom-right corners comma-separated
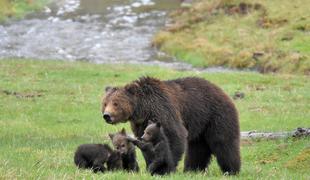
(44, 6, 51, 14)
(181, 0, 192, 8)
(233, 91, 245, 100)
(253, 51, 264, 60)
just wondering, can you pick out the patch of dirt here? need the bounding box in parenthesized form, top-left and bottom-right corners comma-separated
(284, 147, 310, 171)
(258, 63, 280, 74)
(257, 143, 288, 165)
(248, 106, 267, 112)
(258, 154, 279, 164)
(252, 51, 265, 61)
(1, 89, 44, 98)
(282, 84, 293, 91)
(164, 22, 190, 33)
(223, 2, 265, 15)
(276, 143, 288, 150)
(241, 139, 254, 146)
(257, 17, 288, 28)
(247, 84, 266, 91)
(281, 33, 294, 41)
(295, 24, 310, 32)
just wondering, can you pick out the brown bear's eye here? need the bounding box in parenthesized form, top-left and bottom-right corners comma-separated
(113, 102, 118, 107)
(122, 144, 125, 147)
(104, 103, 107, 107)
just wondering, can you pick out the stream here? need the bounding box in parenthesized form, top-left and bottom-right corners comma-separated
(0, 0, 234, 72)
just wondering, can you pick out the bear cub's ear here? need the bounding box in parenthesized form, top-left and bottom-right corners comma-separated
(105, 86, 112, 92)
(147, 119, 154, 126)
(147, 118, 157, 125)
(108, 133, 114, 140)
(105, 86, 118, 93)
(120, 128, 126, 135)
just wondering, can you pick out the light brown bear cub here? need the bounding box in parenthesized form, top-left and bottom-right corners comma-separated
(109, 128, 139, 172)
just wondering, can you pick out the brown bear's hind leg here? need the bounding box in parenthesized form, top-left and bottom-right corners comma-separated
(184, 138, 212, 172)
(210, 140, 241, 175)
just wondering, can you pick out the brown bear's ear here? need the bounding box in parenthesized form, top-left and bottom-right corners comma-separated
(156, 122, 161, 128)
(125, 83, 139, 95)
(120, 128, 126, 135)
(108, 133, 114, 140)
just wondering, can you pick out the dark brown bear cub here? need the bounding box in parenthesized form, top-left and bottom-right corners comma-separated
(127, 121, 175, 176)
(74, 144, 122, 173)
(109, 128, 139, 172)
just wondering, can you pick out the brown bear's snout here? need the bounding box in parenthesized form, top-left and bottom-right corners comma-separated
(103, 112, 112, 123)
(141, 134, 147, 141)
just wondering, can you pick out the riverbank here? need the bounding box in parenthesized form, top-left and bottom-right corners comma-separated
(0, 0, 49, 22)
(152, 0, 310, 75)
(0, 59, 309, 179)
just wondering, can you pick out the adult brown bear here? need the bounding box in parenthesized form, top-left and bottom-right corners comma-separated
(101, 77, 241, 174)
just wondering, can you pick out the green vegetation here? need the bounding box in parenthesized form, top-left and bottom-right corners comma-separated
(153, 0, 310, 75)
(0, 59, 309, 179)
(0, 0, 49, 22)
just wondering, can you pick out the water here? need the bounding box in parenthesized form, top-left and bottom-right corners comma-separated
(0, 0, 236, 72)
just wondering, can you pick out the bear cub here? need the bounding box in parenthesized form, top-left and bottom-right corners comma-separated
(109, 128, 139, 172)
(74, 144, 122, 173)
(127, 121, 175, 176)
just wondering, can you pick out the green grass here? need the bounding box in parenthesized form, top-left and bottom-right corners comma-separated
(152, 0, 310, 75)
(0, 59, 309, 179)
(0, 0, 49, 22)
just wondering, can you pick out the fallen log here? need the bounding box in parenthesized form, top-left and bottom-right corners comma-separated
(126, 128, 309, 141)
(241, 127, 310, 139)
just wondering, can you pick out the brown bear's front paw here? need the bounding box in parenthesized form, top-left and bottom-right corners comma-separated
(126, 136, 137, 143)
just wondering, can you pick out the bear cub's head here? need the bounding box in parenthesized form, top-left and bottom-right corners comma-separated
(141, 121, 162, 143)
(109, 128, 135, 155)
(102, 83, 140, 124)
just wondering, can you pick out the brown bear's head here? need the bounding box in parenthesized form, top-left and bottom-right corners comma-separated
(101, 83, 139, 124)
(109, 128, 135, 155)
(141, 121, 161, 142)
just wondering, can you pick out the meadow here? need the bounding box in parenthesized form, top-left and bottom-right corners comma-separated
(153, 0, 310, 74)
(0, 59, 309, 179)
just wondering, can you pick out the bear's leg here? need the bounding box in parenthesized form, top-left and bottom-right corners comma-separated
(163, 127, 186, 167)
(76, 159, 89, 168)
(93, 159, 106, 173)
(210, 140, 241, 175)
(184, 139, 211, 172)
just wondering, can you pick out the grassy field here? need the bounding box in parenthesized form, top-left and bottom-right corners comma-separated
(0, 59, 309, 179)
(153, 0, 310, 75)
(0, 0, 49, 22)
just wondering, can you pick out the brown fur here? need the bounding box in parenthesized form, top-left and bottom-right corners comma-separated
(102, 76, 241, 174)
(74, 144, 122, 173)
(109, 128, 139, 172)
(127, 121, 175, 176)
